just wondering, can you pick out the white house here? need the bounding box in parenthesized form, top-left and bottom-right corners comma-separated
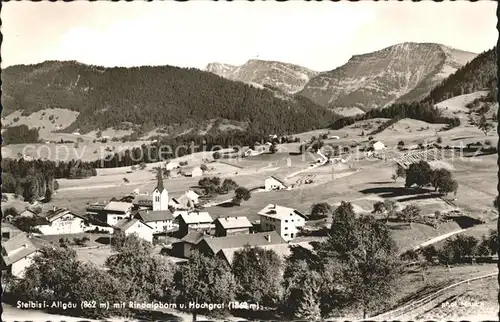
(1, 233, 48, 278)
(258, 204, 307, 242)
(101, 201, 133, 226)
(372, 141, 386, 151)
(114, 218, 154, 243)
(34, 208, 87, 235)
(135, 209, 175, 234)
(191, 166, 204, 178)
(264, 176, 288, 191)
(165, 161, 180, 171)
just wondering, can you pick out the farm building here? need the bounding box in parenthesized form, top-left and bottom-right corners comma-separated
(196, 231, 287, 265)
(165, 161, 181, 171)
(213, 216, 253, 237)
(19, 208, 38, 218)
(371, 141, 386, 151)
(1, 233, 48, 278)
(170, 190, 200, 210)
(132, 193, 153, 210)
(191, 166, 204, 178)
(135, 209, 175, 234)
(85, 202, 107, 216)
(258, 204, 307, 242)
(100, 201, 133, 226)
(176, 211, 214, 237)
(114, 218, 154, 243)
(1, 222, 22, 241)
(264, 176, 288, 191)
(172, 231, 206, 258)
(34, 208, 87, 235)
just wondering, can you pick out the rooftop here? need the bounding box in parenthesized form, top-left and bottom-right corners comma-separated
(258, 204, 307, 220)
(214, 216, 253, 229)
(202, 231, 285, 255)
(114, 218, 154, 231)
(1, 233, 49, 266)
(268, 175, 287, 186)
(179, 211, 213, 225)
(136, 210, 174, 222)
(104, 201, 133, 213)
(181, 231, 206, 245)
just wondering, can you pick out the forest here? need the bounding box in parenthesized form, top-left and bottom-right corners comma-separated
(2, 61, 341, 135)
(2, 158, 97, 202)
(2, 125, 40, 145)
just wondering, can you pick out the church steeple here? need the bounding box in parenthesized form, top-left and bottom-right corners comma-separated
(155, 170, 164, 192)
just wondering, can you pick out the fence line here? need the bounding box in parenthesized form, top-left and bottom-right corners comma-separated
(370, 272, 497, 319)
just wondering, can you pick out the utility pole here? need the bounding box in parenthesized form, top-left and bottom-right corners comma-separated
(332, 164, 334, 181)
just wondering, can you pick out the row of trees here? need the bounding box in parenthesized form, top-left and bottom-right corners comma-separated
(4, 61, 341, 135)
(2, 124, 40, 145)
(2, 158, 96, 202)
(401, 161, 459, 195)
(6, 202, 402, 320)
(406, 230, 499, 265)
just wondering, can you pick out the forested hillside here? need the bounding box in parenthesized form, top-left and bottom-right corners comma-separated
(427, 47, 497, 103)
(2, 61, 340, 135)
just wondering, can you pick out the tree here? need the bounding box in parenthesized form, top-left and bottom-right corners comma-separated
(44, 187, 53, 202)
(106, 234, 176, 302)
(477, 113, 494, 136)
(220, 178, 239, 194)
(232, 246, 283, 307)
(397, 204, 421, 225)
(431, 168, 453, 192)
(372, 200, 396, 223)
(270, 143, 278, 154)
(293, 275, 322, 321)
(405, 161, 433, 188)
(123, 177, 129, 183)
(174, 251, 236, 320)
(393, 166, 406, 182)
(233, 187, 251, 205)
(200, 164, 208, 172)
(3, 206, 18, 220)
(315, 203, 401, 318)
(310, 202, 332, 220)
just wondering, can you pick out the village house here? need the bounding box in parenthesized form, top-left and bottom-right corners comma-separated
(165, 161, 181, 171)
(213, 216, 253, 237)
(19, 208, 38, 218)
(99, 201, 133, 226)
(172, 231, 206, 258)
(34, 207, 87, 235)
(1, 222, 22, 241)
(1, 233, 48, 278)
(134, 209, 175, 234)
(264, 176, 288, 191)
(371, 141, 386, 151)
(191, 166, 204, 178)
(258, 204, 307, 242)
(176, 211, 214, 237)
(170, 190, 200, 210)
(114, 218, 154, 243)
(132, 193, 153, 210)
(196, 231, 287, 265)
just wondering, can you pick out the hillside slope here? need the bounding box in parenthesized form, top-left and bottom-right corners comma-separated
(206, 59, 319, 94)
(298, 43, 477, 111)
(2, 61, 339, 135)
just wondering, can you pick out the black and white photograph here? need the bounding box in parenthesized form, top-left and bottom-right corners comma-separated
(1, 1, 499, 321)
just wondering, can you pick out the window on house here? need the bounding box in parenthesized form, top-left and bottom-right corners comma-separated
(290, 233, 294, 238)
(284, 233, 288, 236)
(285, 220, 288, 223)
(284, 227, 288, 230)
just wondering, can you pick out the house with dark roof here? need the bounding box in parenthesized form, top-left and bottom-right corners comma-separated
(172, 231, 207, 258)
(258, 204, 307, 242)
(1, 222, 22, 241)
(134, 209, 175, 234)
(176, 211, 214, 237)
(264, 176, 288, 191)
(132, 194, 153, 210)
(196, 231, 287, 265)
(114, 218, 154, 243)
(34, 207, 87, 235)
(213, 216, 253, 237)
(1, 233, 49, 278)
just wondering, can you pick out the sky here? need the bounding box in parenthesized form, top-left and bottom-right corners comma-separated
(2, 1, 498, 71)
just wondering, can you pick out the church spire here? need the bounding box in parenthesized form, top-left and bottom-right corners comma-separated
(155, 169, 164, 192)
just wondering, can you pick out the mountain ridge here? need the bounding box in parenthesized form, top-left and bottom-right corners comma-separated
(298, 42, 477, 111)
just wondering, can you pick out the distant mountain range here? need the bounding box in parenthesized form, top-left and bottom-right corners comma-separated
(206, 43, 477, 113)
(2, 42, 494, 138)
(206, 60, 319, 94)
